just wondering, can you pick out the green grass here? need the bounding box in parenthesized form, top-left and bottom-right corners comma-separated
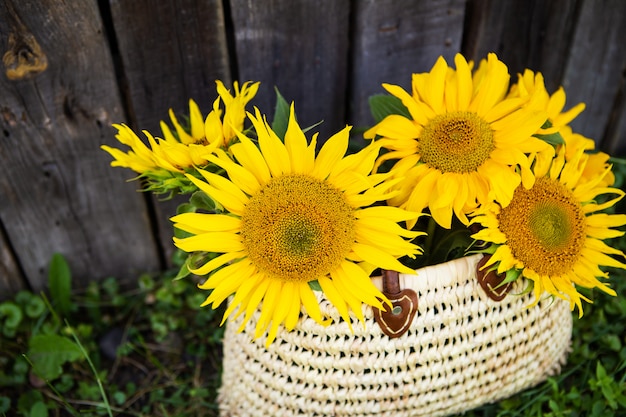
(1, 250, 625, 417)
(463, 270, 626, 417)
(0, 257, 226, 417)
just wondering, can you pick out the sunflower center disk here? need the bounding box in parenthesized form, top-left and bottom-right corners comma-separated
(497, 178, 586, 276)
(419, 111, 495, 173)
(241, 174, 355, 282)
(530, 203, 572, 249)
(279, 217, 318, 257)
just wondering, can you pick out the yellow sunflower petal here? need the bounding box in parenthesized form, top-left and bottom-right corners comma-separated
(492, 245, 522, 273)
(207, 152, 261, 196)
(586, 213, 626, 229)
(365, 114, 421, 141)
(284, 103, 315, 174)
(469, 53, 510, 116)
(299, 283, 324, 324)
(352, 243, 415, 274)
(173, 232, 243, 253)
(204, 262, 256, 307)
(335, 261, 387, 310)
(585, 238, 626, 257)
(355, 206, 422, 223)
(404, 167, 439, 215)
(265, 281, 296, 346)
(190, 171, 247, 215)
(239, 277, 271, 333)
(284, 284, 303, 330)
(580, 248, 626, 269)
(255, 279, 282, 339)
(422, 55, 448, 113)
(188, 99, 205, 139)
(586, 226, 624, 240)
(229, 133, 271, 185)
(221, 273, 264, 325)
(318, 276, 351, 329)
(454, 53, 473, 110)
(183, 175, 243, 215)
(312, 125, 350, 179)
(249, 108, 291, 176)
(329, 270, 366, 325)
(198, 260, 248, 292)
(171, 213, 241, 233)
(168, 108, 195, 145)
(382, 83, 431, 126)
(189, 251, 245, 276)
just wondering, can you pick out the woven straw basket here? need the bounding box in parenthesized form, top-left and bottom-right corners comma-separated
(218, 254, 572, 417)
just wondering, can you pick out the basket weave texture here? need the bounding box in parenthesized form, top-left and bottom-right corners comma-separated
(218, 254, 572, 417)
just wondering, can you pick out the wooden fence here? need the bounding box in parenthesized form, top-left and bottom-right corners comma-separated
(1, 0, 625, 297)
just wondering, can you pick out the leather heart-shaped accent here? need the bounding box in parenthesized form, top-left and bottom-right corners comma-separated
(373, 288, 418, 338)
(476, 254, 513, 301)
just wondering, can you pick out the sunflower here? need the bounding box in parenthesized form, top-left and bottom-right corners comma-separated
(471, 147, 626, 315)
(101, 81, 259, 192)
(507, 69, 614, 185)
(171, 105, 422, 346)
(509, 69, 585, 137)
(559, 127, 615, 187)
(364, 53, 553, 228)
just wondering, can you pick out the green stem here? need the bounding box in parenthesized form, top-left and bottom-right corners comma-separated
(423, 216, 437, 263)
(65, 320, 114, 417)
(21, 354, 80, 416)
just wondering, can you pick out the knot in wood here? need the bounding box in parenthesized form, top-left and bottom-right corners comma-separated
(3, 31, 48, 80)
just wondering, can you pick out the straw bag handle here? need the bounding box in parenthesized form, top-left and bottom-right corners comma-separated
(372, 255, 513, 337)
(373, 270, 418, 338)
(476, 254, 513, 301)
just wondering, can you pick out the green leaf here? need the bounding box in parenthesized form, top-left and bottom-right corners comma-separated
(176, 202, 197, 215)
(190, 191, 217, 212)
(181, 251, 218, 279)
(0, 301, 23, 329)
(113, 391, 127, 405)
(596, 361, 608, 380)
(602, 334, 622, 351)
(368, 94, 411, 124)
(171, 248, 189, 268)
(497, 268, 523, 288)
(24, 296, 46, 319)
(29, 401, 48, 417)
(534, 131, 565, 146)
(48, 253, 72, 316)
(173, 224, 192, 240)
(308, 280, 322, 292)
(271, 87, 290, 140)
(18, 391, 44, 417)
(302, 120, 324, 135)
(27, 334, 83, 380)
(534, 119, 565, 146)
(174, 262, 191, 281)
(0, 396, 10, 413)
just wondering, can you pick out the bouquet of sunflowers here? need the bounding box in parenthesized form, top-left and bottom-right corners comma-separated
(103, 53, 625, 346)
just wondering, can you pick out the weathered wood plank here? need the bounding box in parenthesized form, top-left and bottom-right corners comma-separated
(0, 225, 25, 299)
(0, 0, 160, 292)
(349, 0, 466, 129)
(109, 0, 232, 264)
(229, 0, 350, 141)
(109, 0, 231, 133)
(561, 0, 626, 150)
(603, 85, 626, 157)
(463, 0, 581, 92)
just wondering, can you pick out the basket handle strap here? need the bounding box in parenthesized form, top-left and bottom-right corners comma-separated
(373, 270, 418, 338)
